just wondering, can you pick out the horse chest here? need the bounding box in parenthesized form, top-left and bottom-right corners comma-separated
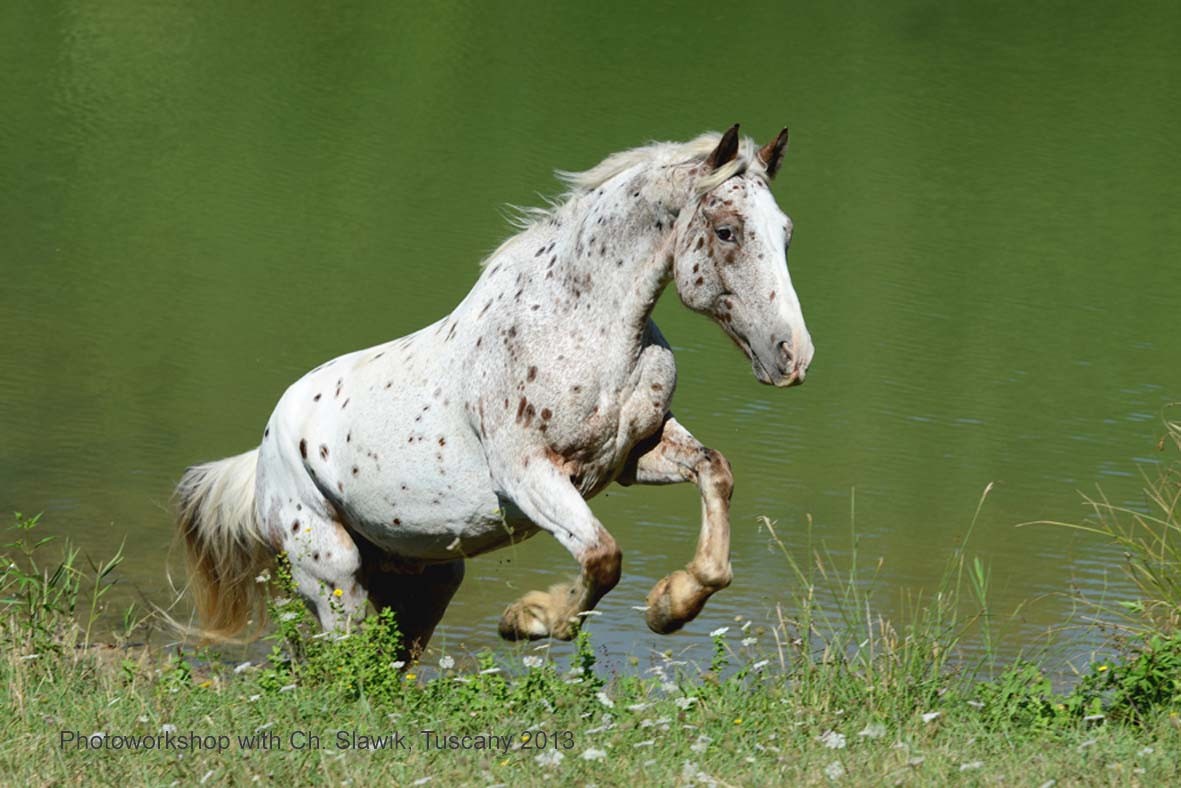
(541, 339, 676, 496)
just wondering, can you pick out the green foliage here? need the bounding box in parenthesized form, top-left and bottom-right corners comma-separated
(257, 554, 405, 704)
(1075, 633, 1181, 723)
(0, 512, 125, 654)
(976, 661, 1067, 729)
(1032, 408, 1181, 636)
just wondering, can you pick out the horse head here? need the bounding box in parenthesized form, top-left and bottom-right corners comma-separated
(672, 125, 814, 387)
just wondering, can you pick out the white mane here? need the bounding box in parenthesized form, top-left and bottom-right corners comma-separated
(495, 132, 767, 252)
(559, 133, 763, 194)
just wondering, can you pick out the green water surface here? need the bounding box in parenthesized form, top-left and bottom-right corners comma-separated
(2, 1, 1179, 662)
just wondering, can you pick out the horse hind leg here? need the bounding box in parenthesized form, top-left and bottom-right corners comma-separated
(362, 556, 465, 662)
(618, 415, 733, 634)
(280, 507, 368, 630)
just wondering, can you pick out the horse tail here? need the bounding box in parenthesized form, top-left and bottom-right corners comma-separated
(175, 448, 272, 640)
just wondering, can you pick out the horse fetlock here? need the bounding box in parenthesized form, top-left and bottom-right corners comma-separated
(693, 561, 733, 591)
(581, 536, 622, 596)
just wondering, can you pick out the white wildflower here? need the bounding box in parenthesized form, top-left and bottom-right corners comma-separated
(390, 660, 406, 670)
(959, 761, 983, 772)
(595, 691, 614, 709)
(279, 684, 296, 693)
(633, 740, 655, 748)
(523, 655, 544, 669)
(741, 637, 758, 647)
(161, 724, 176, 734)
(535, 749, 564, 768)
(279, 611, 299, 622)
(480, 666, 501, 674)
(921, 711, 941, 723)
(661, 681, 678, 693)
(824, 761, 845, 780)
(234, 661, 252, 674)
(681, 761, 717, 786)
(858, 722, 887, 739)
(674, 696, 698, 710)
(581, 748, 607, 761)
(627, 703, 649, 712)
(709, 626, 729, 638)
(752, 659, 770, 671)
(438, 655, 455, 670)
(1140, 746, 1154, 756)
(254, 569, 270, 584)
(690, 734, 712, 754)
(248, 694, 261, 702)
(819, 730, 847, 750)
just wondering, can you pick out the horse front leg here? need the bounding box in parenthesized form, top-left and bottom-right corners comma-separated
(618, 415, 734, 634)
(495, 462, 621, 641)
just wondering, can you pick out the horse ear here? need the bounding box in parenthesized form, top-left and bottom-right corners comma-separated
(757, 127, 789, 179)
(706, 124, 741, 170)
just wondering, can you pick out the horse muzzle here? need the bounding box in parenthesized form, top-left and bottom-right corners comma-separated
(757, 338, 813, 388)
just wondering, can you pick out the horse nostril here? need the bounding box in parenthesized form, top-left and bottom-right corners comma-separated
(777, 341, 794, 370)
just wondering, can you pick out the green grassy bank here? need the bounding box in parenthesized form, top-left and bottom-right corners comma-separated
(3, 415, 1179, 785)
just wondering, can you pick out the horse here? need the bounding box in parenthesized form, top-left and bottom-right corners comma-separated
(176, 124, 814, 660)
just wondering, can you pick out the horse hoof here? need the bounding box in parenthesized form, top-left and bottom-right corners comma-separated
(644, 570, 706, 634)
(498, 591, 558, 641)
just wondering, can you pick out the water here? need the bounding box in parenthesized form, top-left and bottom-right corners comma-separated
(2, 1, 1179, 665)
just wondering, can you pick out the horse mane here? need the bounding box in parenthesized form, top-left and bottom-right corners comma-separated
(486, 132, 766, 267)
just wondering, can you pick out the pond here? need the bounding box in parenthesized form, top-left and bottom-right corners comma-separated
(2, 1, 1178, 666)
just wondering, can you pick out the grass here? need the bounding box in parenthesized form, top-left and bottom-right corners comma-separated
(3, 416, 1181, 785)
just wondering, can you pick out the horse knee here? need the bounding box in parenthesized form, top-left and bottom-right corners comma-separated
(699, 449, 733, 501)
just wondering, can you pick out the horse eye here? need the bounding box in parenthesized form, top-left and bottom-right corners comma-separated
(714, 226, 735, 243)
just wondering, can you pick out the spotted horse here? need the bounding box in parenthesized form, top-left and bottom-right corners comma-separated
(176, 125, 815, 660)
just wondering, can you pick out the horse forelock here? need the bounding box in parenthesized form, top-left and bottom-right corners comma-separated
(482, 132, 768, 268)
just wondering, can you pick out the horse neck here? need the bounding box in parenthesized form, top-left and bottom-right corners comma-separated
(528, 178, 676, 343)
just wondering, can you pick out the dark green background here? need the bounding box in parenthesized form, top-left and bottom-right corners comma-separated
(2, 1, 1178, 660)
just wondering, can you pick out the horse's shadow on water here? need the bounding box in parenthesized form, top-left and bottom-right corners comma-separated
(177, 124, 814, 662)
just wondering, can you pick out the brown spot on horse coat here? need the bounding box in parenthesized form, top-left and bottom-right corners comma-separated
(292, 520, 300, 533)
(527, 366, 537, 382)
(320, 444, 329, 460)
(299, 439, 308, 459)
